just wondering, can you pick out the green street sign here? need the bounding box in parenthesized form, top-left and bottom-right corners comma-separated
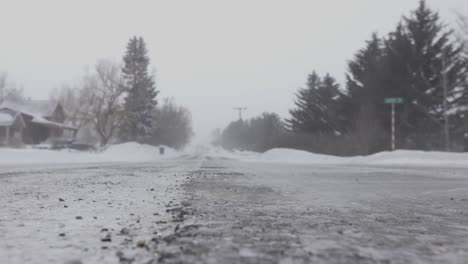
(384, 98, 404, 104)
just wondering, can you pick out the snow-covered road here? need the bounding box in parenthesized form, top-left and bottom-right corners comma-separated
(0, 158, 202, 264)
(160, 158, 468, 264)
(2, 154, 468, 263)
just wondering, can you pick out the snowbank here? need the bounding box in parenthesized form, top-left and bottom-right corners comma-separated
(240, 148, 468, 168)
(357, 150, 468, 167)
(0, 142, 179, 165)
(3, 143, 468, 168)
(102, 142, 178, 162)
(257, 148, 347, 164)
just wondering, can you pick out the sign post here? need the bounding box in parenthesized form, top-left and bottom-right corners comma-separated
(384, 98, 404, 151)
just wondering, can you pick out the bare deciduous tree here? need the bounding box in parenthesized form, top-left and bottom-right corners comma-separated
(50, 84, 87, 129)
(0, 73, 6, 100)
(0, 72, 25, 103)
(79, 60, 126, 146)
(148, 98, 193, 149)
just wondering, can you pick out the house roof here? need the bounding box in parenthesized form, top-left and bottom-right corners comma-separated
(0, 112, 14, 126)
(0, 99, 59, 118)
(31, 116, 77, 131)
(0, 109, 25, 127)
(0, 99, 76, 130)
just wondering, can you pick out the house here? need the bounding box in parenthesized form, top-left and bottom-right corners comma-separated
(0, 100, 77, 147)
(0, 109, 25, 147)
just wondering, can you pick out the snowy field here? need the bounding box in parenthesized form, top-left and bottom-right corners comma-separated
(1, 145, 468, 263)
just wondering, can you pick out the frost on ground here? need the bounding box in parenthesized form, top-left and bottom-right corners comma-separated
(0, 158, 201, 264)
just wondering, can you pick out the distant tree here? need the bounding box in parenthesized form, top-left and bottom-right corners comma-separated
(248, 112, 286, 152)
(220, 119, 250, 151)
(50, 85, 86, 129)
(287, 72, 345, 135)
(346, 34, 386, 111)
(220, 112, 286, 152)
(148, 98, 193, 149)
(287, 72, 321, 134)
(0, 73, 25, 103)
(385, 0, 468, 149)
(345, 34, 389, 153)
(211, 128, 222, 146)
(50, 83, 103, 145)
(321, 74, 348, 133)
(457, 14, 468, 57)
(119, 37, 159, 142)
(344, 1, 468, 152)
(79, 60, 126, 146)
(0, 73, 6, 101)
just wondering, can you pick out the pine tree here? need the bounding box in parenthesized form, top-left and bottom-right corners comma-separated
(344, 0, 468, 151)
(320, 74, 347, 134)
(248, 112, 286, 152)
(346, 34, 386, 109)
(345, 34, 390, 153)
(220, 120, 250, 150)
(287, 72, 345, 135)
(119, 37, 159, 142)
(461, 15, 468, 57)
(385, 0, 468, 149)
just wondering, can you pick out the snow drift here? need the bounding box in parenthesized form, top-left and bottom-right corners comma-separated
(0, 142, 179, 165)
(257, 148, 348, 164)
(204, 147, 468, 168)
(240, 148, 468, 168)
(2, 143, 468, 168)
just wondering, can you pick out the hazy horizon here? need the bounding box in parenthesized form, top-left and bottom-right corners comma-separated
(1, 0, 467, 143)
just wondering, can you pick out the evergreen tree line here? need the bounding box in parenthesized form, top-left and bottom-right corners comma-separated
(214, 113, 286, 152)
(218, 1, 468, 155)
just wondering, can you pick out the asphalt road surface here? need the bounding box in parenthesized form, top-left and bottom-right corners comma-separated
(2, 156, 468, 263)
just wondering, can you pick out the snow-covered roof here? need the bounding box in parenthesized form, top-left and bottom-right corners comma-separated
(0, 99, 59, 118)
(0, 112, 14, 126)
(31, 116, 77, 130)
(0, 99, 75, 130)
(0, 109, 25, 127)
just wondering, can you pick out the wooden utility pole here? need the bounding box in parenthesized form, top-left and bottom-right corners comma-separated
(233, 107, 247, 120)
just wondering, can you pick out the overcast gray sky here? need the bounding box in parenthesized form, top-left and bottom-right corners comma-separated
(0, 0, 467, 143)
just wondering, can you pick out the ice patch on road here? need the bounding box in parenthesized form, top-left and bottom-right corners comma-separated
(0, 142, 180, 165)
